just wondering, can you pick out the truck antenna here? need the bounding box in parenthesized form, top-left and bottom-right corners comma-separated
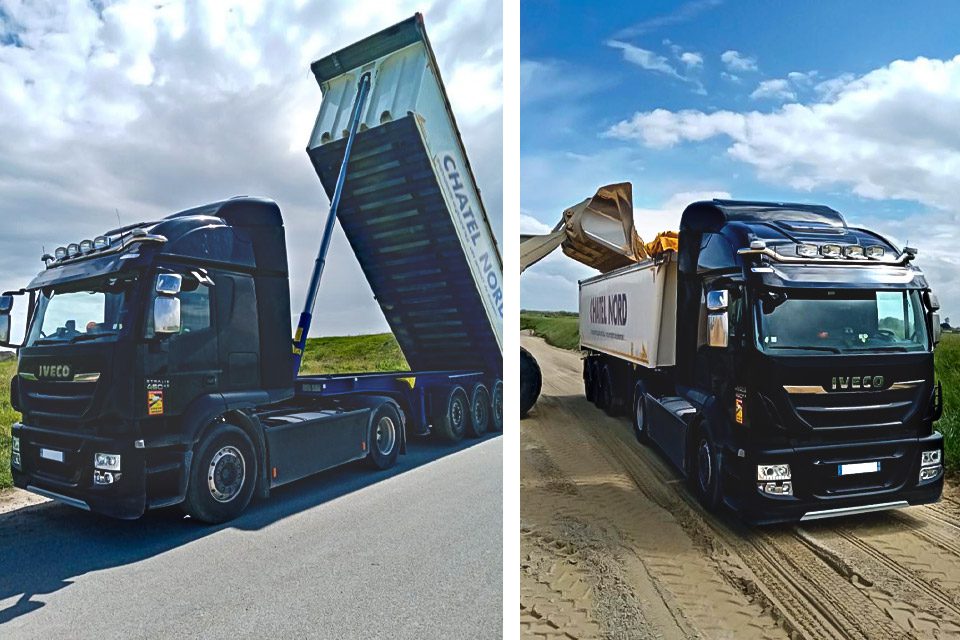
(116, 208, 123, 247)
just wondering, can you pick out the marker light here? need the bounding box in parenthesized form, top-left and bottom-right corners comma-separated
(922, 450, 941, 465)
(79, 239, 94, 253)
(54, 246, 67, 260)
(796, 244, 818, 258)
(66, 243, 80, 257)
(865, 245, 885, 259)
(750, 239, 767, 250)
(94, 452, 121, 471)
(757, 464, 791, 481)
(93, 236, 109, 250)
(819, 244, 842, 258)
(844, 245, 865, 259)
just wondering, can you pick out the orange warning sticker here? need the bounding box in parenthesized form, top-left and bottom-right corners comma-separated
(734, 395, 744, 424)
(148, 390, 164, 416)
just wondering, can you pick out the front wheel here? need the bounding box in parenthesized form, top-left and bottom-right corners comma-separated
(367, 403, 401, 469)
(690, 426, 723, 511)
(520, 348, 542, 418)
(183, 424, 257, 524)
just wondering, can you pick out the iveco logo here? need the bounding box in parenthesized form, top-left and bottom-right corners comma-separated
(38, 364, 71, 380)
(831, 375, 884, 391)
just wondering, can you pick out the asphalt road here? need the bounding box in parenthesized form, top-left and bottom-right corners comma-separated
(0, 434, 502, 639)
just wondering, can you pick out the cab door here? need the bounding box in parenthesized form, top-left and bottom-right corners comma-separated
(141, 270, 219, 420)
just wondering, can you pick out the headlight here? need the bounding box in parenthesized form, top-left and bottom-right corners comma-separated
(11, 436, 19, 453)
(920, 465, 942, 482)
(922, 450, 941, 465)
(94, 452, 121, 471)
(757, 464, 791, 481)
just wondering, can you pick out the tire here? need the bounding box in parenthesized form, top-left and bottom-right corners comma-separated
(434, 385, 469, 442)
(590, 360, 602, 407)
(690, 425, 723, 511)
(466, 383, 491, 437)
(367, 403, 401, 469)
(490, 380, 503, 432)
(183, 424, 257, 524)
(632, 381, 650, 444)
(599, 364, 615, 416)
(584, 357, 595, 402)
(520, 347, 542, 418)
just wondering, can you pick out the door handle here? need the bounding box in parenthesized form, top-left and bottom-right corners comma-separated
(204, 374, 217, 386)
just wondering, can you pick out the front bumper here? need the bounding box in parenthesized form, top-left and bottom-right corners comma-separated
(723, 432, 944, 525)
(11, 422, 173, 519)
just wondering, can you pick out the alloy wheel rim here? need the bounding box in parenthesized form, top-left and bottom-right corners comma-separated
(208, 445, 245, 503)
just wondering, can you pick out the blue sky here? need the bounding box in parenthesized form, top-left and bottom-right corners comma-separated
(521, 0, 960, 319)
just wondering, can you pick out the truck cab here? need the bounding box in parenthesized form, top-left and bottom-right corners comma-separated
(674, 200, 943, 523)
(4, 198, 302, 519)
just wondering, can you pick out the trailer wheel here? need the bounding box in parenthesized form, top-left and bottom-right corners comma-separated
(520, 347, 542, 418)
(599, 364, 615, 416)
(632, 382, 650, 444)
(589, 360, 602, 407)
(690, 425, 723, 511)
(367, 403, 401, 469)
(584, 357, 595, 402)
(466, 384, 491, 437)
(434, 385, 469, 442)
(490, 380, 503, 432)
(183, 424, 257, 524)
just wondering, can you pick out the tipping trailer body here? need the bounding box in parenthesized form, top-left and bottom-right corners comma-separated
(306, 14, 502, 375)
(4, 15, 501, 523)
(579, 255, 677, 368)
(579, 198, 944, 524)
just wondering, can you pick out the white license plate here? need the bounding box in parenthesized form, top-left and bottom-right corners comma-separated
(839, 461, 880, 476)
(39, 448, 64, 463)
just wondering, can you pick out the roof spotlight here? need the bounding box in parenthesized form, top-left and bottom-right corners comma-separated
(865, 245, 885, 259)
(796, 244, 818, 258)
(844, 245, 865, 259)
(79, 239, 94, 253)
(66, 243, 80, 257)
(54, 246, 67, 260)
(93, 236, 109, 250)
(819, 244, 842, 258)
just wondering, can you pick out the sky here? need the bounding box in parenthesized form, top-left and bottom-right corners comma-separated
(0, 0, 502, 338)
(521, 0, 960, 320)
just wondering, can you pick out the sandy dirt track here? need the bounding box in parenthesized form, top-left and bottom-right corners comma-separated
(520, 335, 960, 640)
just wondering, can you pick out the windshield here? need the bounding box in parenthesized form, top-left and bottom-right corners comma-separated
(756, 289, 929, 354)
(26, 275, 139, 346)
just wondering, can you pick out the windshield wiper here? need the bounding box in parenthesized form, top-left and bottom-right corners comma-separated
(69, 332, 117, 343)
(846, 345, 910, 352)
(767, 344, 841, 354)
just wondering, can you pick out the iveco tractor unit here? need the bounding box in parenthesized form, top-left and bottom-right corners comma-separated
(2, 15, 502, 523)
(574, 191, 943, 524)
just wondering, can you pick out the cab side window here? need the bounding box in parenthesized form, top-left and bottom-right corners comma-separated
(180, 287, 210, 333)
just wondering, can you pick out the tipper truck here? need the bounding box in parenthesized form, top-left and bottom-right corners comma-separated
(2, 14, 502, 523)
(579, 190, 943, 524)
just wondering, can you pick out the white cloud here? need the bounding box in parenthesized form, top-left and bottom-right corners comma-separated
(721, 49, 757, 72)
(605, 55, 960, 212)
(750, 78, 796, 101)
(608, 40, 705, 93)
(0, 0, 502, 337)
(680, 51, 703, 68)
(520, 58, 610, 105)
(520, 213, 552, 235)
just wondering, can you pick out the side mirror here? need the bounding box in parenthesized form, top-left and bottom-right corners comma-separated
(708, 312, 729, 348)
(0, 295, 13, 314)
(156, 273, 182, 295)
(706, 289, 729, 312)
(154, 296, 181, 334)
(927, 291, 941, 311)
(0, 315, 9, 345)
(933, 312, 942, 346)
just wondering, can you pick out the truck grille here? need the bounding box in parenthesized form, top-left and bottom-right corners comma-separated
(20, 378, 98, 427)
(784, 385, 925, 434)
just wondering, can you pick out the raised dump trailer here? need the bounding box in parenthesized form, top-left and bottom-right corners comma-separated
(3, 14, 501, 524)
(306, 14, 502, 375)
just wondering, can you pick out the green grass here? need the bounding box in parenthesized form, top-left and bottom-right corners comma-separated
(520, 311, 580, 351)
(935, 333, 960, 472)
(0, 334, 407, 490)
(522, 312, 960, 474)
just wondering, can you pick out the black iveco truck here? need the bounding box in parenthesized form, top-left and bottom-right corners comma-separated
(581, 200, 944, 524)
